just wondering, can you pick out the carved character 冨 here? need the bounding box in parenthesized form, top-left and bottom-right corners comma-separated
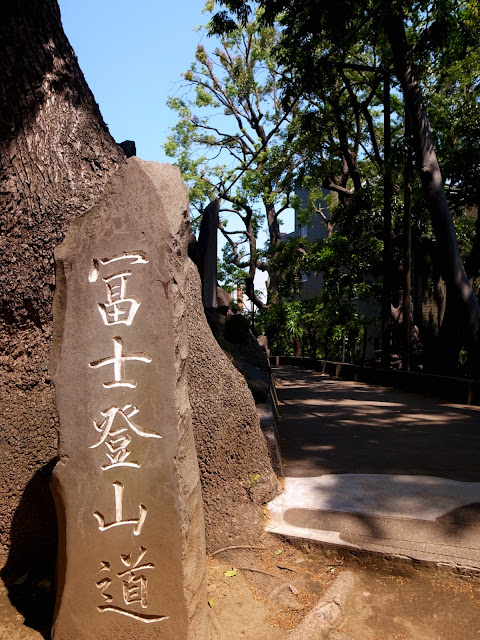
(88, 252, 149, 326)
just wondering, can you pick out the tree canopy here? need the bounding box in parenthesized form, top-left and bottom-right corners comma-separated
(168, 0, 480, 374)
(165, 6, 313, 306)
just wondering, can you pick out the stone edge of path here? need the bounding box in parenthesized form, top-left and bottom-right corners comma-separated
(287, 570, 355, 640)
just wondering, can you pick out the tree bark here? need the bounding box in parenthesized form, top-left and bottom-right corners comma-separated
(1, 0, 124, 328)
(465, 200, 480, 283)
(381, 68, 393, 368)
(384, 8, 480, 352)
(402, 117, 413, 371)
(265, 200, 282, 303)
(0, 0, 124, 575)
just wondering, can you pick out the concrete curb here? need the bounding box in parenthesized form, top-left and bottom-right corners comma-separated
(287, 571, 355, 640)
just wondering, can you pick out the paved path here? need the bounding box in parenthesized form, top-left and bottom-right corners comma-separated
(267, 366, 480, 569)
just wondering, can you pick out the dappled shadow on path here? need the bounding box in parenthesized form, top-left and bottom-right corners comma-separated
(284, 505, 480, 548)
(268, 471, 480, 551)
(274, 366, 480, 482)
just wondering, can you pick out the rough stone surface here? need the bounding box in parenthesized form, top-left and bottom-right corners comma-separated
(216, 286, 231, 311)
(0, 329, 58, 569)
(206, 312, 273, 402)
(257, 335, 270, 359)
(0, 0, 125, 576)
(50, 158, 207, 640)
(186, 263, 280, 553)
(256, 399, 283, 476)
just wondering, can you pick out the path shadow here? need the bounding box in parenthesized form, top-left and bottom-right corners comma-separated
(274, 367, 480, 482)
(1, 459, 58, 639)
(283, 506, 480, 553)
(437, 502, 480, 526)
(280, 475, 480, 542)
(272, 366, 480, 551)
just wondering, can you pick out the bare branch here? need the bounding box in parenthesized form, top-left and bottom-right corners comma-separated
(219, 228, 249, 236)
(218, 222, 250, 268)
(316, 207, 329, 223)
(193, 71, 257, 146)
(200, 52, 259, 139)
(256, 260, 269, 271)
(189, 118, 255, 157)
(337, 62, 383, 73)
(340, 71, 362, 158)
(218, 192, 253, 223)
(322, 176, 354, 196)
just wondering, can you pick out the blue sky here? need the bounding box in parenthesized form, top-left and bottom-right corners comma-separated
(59, 0, 209, 163)
(58, 0, 293, 296)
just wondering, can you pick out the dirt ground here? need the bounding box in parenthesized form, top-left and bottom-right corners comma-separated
(208, 535, 480, 640)
(3, 534, 480, 640)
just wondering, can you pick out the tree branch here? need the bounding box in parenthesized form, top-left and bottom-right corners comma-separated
(322, 175, 354, 196)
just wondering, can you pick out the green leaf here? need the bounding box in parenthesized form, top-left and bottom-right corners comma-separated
(274, 549, 283, 556)
(224, 569, 237, 577)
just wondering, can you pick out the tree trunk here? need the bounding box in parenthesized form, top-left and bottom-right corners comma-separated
(293, 337, 301, 357)
(0, 0, 124, 581)
(1, 0, 125, 327)
(402, 112, 413, 371)
(465, 200, 480, 283)
(245, 274, 265, 310)
(381, 68, 393, 368)
(265, 200, 282, 303)
(384, 9, 480, 353)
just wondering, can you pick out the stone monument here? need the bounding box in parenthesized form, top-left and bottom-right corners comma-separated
(50, 158, 208, 639)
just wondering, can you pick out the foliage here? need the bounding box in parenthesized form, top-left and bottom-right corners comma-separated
(425, 45, 480, 213)
(165, 3, 310, 307)
(454, 215, 477, 260)
(257, 298, 315, 356)
(258, 293, 369, 362)
(258, 206, 382, 360)
(212, 0, 480, 375)
(267, 237, 310, 299)
(217, 252, 246, 293)
(309, 233, 382, 303)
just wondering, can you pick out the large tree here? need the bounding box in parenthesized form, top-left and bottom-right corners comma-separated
(166, 7, 310, 306)
(0, 1, 278, 613)
(215, 0, 480, 368)
(0, 0, 125, 576)
(382, 0, 480, 368)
